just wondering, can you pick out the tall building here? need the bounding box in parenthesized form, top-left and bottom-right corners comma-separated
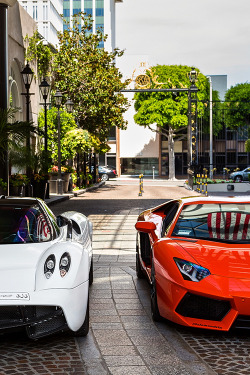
(63, 0, 122, 52)
(19, 0, 63, 46)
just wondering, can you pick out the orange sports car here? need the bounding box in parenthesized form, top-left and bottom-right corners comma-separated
(135, 196, 250, 331)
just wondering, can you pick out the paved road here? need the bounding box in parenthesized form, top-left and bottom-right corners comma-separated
(1, 182, 250, 374)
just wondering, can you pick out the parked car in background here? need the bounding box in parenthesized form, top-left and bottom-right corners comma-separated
(98, 165, 117, 181)
(0, 197, 93, 339)
(229, 167, 250, 182)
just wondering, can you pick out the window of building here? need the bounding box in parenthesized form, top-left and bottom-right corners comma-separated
(96, 8, 104, 16)
(63, 9, 70, 17)
(73, 8, 81, 14)
(43, 3, 48, 20)
(43, 24, 48, 40)
(108, 127, 116, 141)
(121, 158, 159, 176)
(33, 3, 38, 20)
(84, 0, 92, 7)
(85, 8, 92, 15)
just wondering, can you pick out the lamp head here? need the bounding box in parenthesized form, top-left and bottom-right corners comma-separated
(39, 77, 50, 101)
(54, 90, 63, 108)
(21, 63, 34, 88)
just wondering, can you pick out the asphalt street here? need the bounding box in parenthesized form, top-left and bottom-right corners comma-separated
(1, 180, 250, 374)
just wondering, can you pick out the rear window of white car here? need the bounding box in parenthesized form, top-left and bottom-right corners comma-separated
(0, 204, 52, 244)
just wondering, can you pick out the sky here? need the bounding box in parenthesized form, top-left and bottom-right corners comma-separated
(115, 0, 250, 89)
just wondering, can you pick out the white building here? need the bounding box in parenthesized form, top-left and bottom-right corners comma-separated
(19, 0, 63, 46)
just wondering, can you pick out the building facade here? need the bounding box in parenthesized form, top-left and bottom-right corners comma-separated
(63, 0, 122, 52)
(19, 0, 63, 46)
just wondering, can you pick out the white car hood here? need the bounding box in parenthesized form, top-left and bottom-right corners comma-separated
(0, 242, 53, 292)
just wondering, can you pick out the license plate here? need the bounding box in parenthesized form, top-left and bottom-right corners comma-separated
(0, 292, 30, 301)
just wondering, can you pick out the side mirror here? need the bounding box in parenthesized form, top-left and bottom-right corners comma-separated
(135, 221, 158, 241)
(56, 215, 72, 239)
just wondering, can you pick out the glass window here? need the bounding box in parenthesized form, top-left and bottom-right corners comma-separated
(0, 204, 53, 244)
(73, 8, 81, 15)
(84, 0, 92, 7)
(43, 4, 48, 20)
(85, 8, 92, 15)
(96, 8, 104, 16)
(33, 4, 38, 20)
(95, 0, 103, 7)
(172, 203, 250, 243)
(63, 9, 70, 17)
(121, 158, 159, 176)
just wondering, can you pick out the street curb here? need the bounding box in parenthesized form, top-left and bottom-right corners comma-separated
(46, 181, 105, 206)
(73, 181, 105, 197)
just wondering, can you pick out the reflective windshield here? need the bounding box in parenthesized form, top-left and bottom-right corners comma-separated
(172, 203, 250, 242)
(0, 204, 52, 244)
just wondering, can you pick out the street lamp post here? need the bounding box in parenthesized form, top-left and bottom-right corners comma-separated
(21, 63, 34, 180)
(39, 78, 51, 160)
(207, 76, 213, 179)
(54, 90, 63, 195)
(187, 70, 198, 188)
(66, 98, 82, 188)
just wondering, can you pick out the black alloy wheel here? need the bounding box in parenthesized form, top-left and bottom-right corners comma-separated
(150, 263, 162, 322)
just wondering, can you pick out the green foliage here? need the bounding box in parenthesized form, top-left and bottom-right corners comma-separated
(9, 173, 30, 187)
(245, 139, 250, 152)
(38, 107, 77, 162)
(134, 65, 209, 132)
(62, 128, 92, 158)
(0, 178, 7, 189)
(0, 108, 39, 164)
(53, 13, 130, 142)
(24, 30, 53, 78)
(224, 83, 250, 129)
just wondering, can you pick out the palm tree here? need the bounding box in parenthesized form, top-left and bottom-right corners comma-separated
(0, 108, 41, 194)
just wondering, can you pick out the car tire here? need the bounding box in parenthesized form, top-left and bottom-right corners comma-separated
(234, 175, 243, 182)
(136, 248, 145, 279)
(101, 173, 109, 181)
(150, 263, 162, 322)
(73, 298, 89, 337)
(89, 257, 94, 286)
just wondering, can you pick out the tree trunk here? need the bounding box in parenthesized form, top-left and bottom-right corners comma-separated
(168, 127, 176, 180)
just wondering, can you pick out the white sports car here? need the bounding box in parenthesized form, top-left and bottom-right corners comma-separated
(0, 196, 93, 339)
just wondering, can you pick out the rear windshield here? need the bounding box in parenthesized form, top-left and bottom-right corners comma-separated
(172, 203, 250, 243)
(0, 204, 52, 244)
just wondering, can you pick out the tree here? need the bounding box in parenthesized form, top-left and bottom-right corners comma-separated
(223, 83, 250, 153)
(0, 108, 39, 188)
(38, 107, 76, 163)
(224, 83, 250, 129)
(53, 13, 130, 142)
(25, 30, 54, 78)
(133, 65, 212, 180)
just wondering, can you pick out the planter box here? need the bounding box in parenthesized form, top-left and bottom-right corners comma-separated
(49, 173, 71, 194)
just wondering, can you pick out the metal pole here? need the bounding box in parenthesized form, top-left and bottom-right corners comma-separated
(44, 96, 48, 154)
(0, 4, 8, 110)
(207, 76, 213, 179)
(0, 4, 8, 193)
(57, 109, 63, 195)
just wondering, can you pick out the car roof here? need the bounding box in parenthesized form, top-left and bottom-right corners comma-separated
(150, 196, 250, 215)
(0, 196, 40, 207)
